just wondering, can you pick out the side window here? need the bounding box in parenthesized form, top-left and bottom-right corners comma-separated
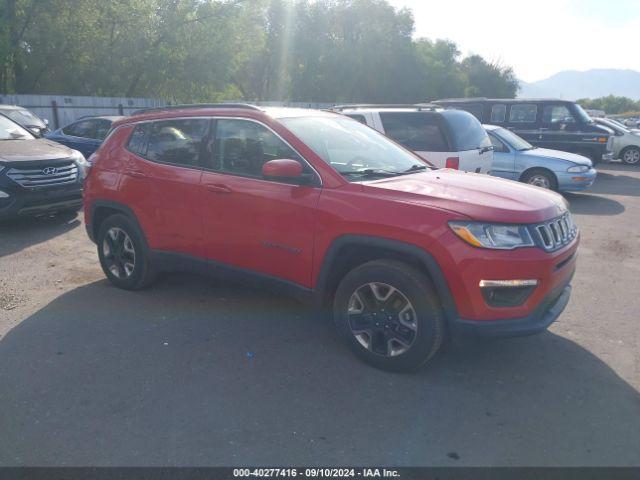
(489, 134, 508, 153)
(509, 104, 538, 123)
(145, 119, 209, 167)
(127, 124, 149, 155)
(345, 114, 367, 124)
(542, 105, 576, 125)
(63, 119, 97, 138)
(490, 105, 506, 123)
(211, 119, 303, 178)
(94, 120, 112, 140)
(379, 112, 448, 152)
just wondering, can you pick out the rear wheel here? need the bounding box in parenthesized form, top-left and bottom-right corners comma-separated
(97, 214, 157, 290)
(333, 259, 445, 371)
(621, 146, 640, 165)
(521, 169, 558, 191)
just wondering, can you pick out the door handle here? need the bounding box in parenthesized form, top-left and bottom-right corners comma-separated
(126, 170, 146, 179)
(204, 183, 232, 194)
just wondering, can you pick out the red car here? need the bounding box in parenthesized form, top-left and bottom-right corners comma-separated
(84, 104, 578, 371)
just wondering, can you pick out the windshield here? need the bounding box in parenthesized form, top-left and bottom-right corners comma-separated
(280, 115, 430, 181)
(0, 108, 45, 128)
(602, 119, 630, 134)
(574, 104, 593, 124)
(492, 127, 534, 151)
(0, 115, 35, 140)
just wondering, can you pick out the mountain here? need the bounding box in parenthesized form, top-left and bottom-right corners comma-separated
(519, 69, 640, 100)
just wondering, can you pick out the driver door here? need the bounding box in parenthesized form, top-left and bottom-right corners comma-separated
(199, 118, 321, 287)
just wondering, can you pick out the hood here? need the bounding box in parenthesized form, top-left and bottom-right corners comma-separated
(521, 147, 592, 166)
(363, 169, 568, 224)
(0, 138, 74, 163)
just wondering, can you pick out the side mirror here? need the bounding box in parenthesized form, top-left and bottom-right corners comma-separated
(262, 159, 304, 181)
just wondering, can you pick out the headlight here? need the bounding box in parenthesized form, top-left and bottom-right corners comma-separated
(567, 165, 589, 173)
(449, 221, 535, 250)
(70, 150, 91, 179)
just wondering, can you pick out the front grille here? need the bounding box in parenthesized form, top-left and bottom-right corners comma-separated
(531, 212, 577, 251)
(7, 161, 78, 188)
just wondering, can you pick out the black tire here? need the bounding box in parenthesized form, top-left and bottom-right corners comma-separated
(620, 146, 640, 166)
(332, 259, 445, 371)
(97, 213, 157, 290)
(521, 168, 558, 191)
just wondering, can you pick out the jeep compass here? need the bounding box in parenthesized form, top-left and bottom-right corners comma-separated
(84, 104, 578, 371)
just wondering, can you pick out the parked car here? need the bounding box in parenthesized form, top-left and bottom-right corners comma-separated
(485, 125, 596, 191)
(623, 118, 640, 128)
(594, 117, 640, 165)
(433, 98, 614, 164)
(333, 104, 493, 173)
(46, 115, 124, 158)
(0, 104, 50, 137)
(0, 114, 90, 221)
(84, 104, 578, 371)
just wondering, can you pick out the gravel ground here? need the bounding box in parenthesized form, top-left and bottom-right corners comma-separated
(0, 162, 639, 466)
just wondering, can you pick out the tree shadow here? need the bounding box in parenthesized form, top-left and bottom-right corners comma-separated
(0, 211, 81, 258)
(1, 274, 639, 467)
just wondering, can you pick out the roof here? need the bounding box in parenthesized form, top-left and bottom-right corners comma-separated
(434, 98, 571, 104)
(0, 104, 27, 110)
(115, 104, 337, 128)
(332, 103, 439, 112)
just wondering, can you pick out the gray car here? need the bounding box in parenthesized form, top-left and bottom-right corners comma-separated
(485, 125, 597, 192)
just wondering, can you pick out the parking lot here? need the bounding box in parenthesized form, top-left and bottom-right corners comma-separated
(0, 163, 639, 467)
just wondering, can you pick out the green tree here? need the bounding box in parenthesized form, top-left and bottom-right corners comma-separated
(459, 55, 519, 98)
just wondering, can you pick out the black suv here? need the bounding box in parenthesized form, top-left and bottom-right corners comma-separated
(434, 98, 614, 164)
(0, 114, 89, 221)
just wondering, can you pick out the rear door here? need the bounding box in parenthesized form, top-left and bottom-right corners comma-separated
(377, 111, 453, 168)
(505, 103, 540, 145)
(123, 118, 209, 256)
(439, 110, 493, 173)
(54, 119, 107, 157)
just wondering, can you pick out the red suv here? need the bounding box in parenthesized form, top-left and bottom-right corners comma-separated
(84, 104, 578, 371)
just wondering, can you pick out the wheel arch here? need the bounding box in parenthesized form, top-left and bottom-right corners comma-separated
(519, 166, 558, 187)
(88, 200, 148, 247)
(314, 235, 459, 323)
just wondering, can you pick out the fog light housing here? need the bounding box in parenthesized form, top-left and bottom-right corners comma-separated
(479, 279, 538, 307)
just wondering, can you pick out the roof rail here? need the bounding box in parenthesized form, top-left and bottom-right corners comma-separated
(331, 103, 438, 112)
(132, 103, 262, 116)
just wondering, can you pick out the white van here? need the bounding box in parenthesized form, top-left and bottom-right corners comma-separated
(334, 105, 493, 173)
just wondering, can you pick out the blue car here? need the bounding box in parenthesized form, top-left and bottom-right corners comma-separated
(46, 115, 124, 158)
(485, 125, 597, 192)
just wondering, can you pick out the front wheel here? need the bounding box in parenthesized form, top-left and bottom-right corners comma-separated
(621, 147, 640, 165)
(521, 169, 558, 191)
(333, 260, 445, 371)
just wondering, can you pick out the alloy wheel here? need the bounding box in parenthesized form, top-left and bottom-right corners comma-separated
(102, 227, 136, 279)
(623, 149, 640, 164)
(527, 174, 552, 189)
(347, 282, 418, 357)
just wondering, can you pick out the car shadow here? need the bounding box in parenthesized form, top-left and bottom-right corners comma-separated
(0, 211, 81, 258)
(1, 273, 639, 466)
(588, 163, 640, 197)
(564, 192, 625, 216)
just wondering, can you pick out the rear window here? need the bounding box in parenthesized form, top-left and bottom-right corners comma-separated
(145, 119, 209, 167)
(490, 104, 507, 123)
(379, 112, 448, 152)
(440, 110, 491, 151)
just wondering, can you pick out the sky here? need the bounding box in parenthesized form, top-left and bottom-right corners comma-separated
(386, 0, 640, 83)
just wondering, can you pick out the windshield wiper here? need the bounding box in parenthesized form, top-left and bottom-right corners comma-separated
(339, 168, 403, 178)
(403, 164, 428, 173)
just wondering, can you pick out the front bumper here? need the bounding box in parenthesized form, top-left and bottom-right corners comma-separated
(0, 184, 83, 220)
(452, 279, 572, 338)
(601, 152, 614, 162)
(557, 168, 597, 191)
